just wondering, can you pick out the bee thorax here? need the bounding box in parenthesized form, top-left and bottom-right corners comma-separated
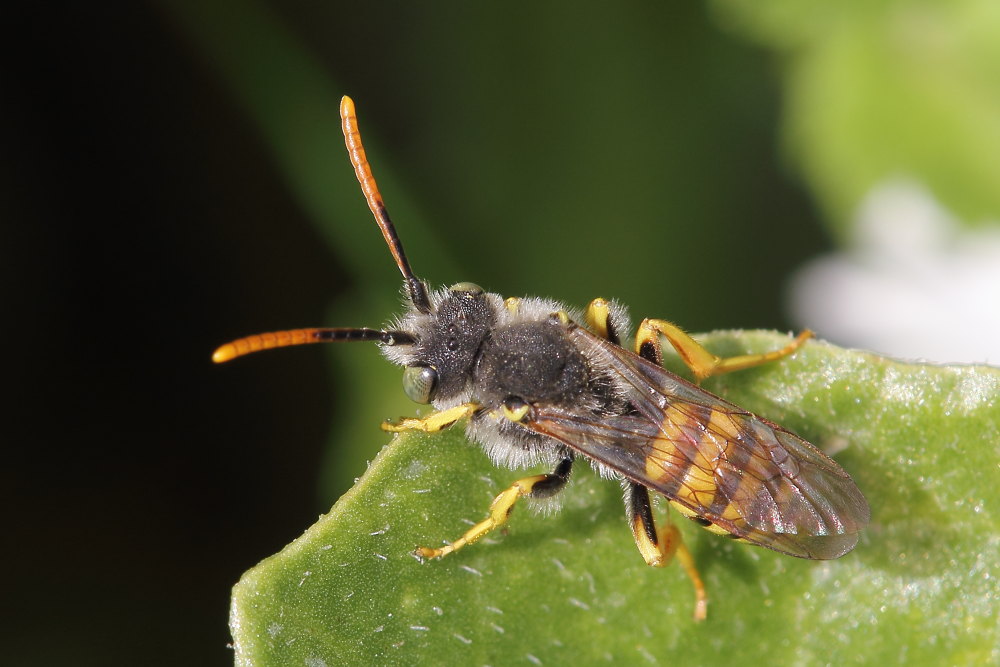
(474, 322, 589, 407)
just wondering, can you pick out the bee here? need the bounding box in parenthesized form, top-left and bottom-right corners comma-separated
(214, 96, 870, 621)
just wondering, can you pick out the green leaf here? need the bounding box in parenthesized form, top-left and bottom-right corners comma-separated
(231, 332, 1000, 665)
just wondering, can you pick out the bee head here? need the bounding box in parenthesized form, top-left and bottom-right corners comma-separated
(398, 282, 498, 405)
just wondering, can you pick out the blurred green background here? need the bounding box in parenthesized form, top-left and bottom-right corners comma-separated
(8, 1, 998, 665)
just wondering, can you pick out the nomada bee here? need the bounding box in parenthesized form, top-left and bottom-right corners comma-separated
(214, 97, 870, 621)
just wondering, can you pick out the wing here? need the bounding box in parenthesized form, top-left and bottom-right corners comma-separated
(526, 326, 870, 560)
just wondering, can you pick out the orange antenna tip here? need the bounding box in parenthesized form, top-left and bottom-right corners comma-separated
(211, 329, 324, 363)
(212, 344, 239, 364)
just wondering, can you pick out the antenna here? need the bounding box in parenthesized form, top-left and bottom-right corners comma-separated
(212, 327, 414, 364)
(212, 97, 429, 364)
(340, 96, 430, 313)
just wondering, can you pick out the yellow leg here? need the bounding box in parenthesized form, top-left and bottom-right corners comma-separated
(585, 297, 622, 345)
(635, 318, 813, 382)
(629, 483, 707, 621)
(381, 402, 479, 433)
(657, 523, 708, 622)
(416, 458, 573, 560)
(585, 298, 613, 339)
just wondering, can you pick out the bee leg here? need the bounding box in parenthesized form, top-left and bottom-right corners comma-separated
(584, 298, 622, 345)
(635, 318, 813, 382)
(627, 482, 708, 621)
(381, 402, 480, 432)
(415, 456, 574, 560)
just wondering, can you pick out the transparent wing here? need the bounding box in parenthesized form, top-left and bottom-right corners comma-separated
(526, 326, 870, 559)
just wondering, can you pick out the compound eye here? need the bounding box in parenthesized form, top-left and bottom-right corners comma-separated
(402, 365, 439, 404)
(448, 282, 483, 296)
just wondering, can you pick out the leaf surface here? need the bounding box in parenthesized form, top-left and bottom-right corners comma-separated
(232, 332, 1000, 665)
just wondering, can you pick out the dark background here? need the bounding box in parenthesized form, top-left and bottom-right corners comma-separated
(6, 2, 822, 664)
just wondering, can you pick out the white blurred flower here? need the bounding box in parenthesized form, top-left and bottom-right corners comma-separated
(789, 180, 1000, 364)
